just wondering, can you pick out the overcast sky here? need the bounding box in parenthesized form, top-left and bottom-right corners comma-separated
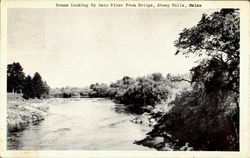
(8, 8, 218, 88)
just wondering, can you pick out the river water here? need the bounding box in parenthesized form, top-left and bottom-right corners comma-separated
(7, 98, 154, 150)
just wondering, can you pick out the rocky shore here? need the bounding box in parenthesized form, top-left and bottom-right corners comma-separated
(7, 93, 50, 132)
(131, 103, 193, 151)
(135, 135, 193, 151)
(130, 103, 173, 126)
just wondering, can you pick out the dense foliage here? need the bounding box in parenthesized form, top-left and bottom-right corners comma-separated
(89, 73, 190, 110)
(7, 62, 50, 99)
(175, 9, 239, 94)
(144, 9, 239, 151)
(7, 62, 25, 93)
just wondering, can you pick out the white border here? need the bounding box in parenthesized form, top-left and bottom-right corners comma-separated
(1, 1, 249, 157)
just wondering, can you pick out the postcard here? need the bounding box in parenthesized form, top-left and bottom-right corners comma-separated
(1, 0, 249, 157)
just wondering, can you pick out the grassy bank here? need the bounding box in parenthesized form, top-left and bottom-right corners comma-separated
(7, 93, 50, 132)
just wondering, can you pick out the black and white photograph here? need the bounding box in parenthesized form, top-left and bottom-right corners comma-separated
(1, 0, 249, 156)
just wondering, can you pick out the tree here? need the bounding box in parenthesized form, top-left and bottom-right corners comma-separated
(32, 72, 45, 99)
(149, 73, 164, 82)
(22, 75, 34, 99)
(7, 62, 25, 93)
(169, 8, 239, 150)
(122, 76, 133, 85)
(174, 9, 239, 94)
(7, 62, 50, 99)
(175, 8, 239, 138)
(42, 81, 50, 98)
(89, 83, 109, 97)
(137, 9, 240, 151)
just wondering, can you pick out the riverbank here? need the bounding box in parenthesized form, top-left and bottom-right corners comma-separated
(130, 103, 180, 151)
(130, 103, 173, 126)
(7, 93, 50, 132)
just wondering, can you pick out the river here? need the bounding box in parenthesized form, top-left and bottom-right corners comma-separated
(7, 98, 154, 150)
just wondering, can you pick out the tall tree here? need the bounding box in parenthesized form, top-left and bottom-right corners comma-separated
(149, 73, 164, 82)
(22, 75, 34, 99)
(42, 81, 50, 96)
(7, 62, 26, 93)
(32, 72, 45, 99)
(174, 9, 239, 94)
(172, 8, 239, 150)
(139, 9, 240, 151)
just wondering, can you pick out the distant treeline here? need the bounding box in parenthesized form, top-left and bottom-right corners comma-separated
(89, 73, 190, 108)
(49, 86, 90, 98)
(7, 62, 50, 99)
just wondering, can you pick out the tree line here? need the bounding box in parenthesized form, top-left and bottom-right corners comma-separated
(7, 62, 50, 99)
(49, 86, 90, 98)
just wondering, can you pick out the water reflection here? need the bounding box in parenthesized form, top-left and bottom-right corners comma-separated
(114, 104, 144, 115)
(7, 131, 23, 149)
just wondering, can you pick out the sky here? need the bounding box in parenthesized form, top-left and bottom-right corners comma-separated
(8, 8, 218, 88)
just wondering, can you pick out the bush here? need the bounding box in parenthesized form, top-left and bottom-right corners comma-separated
(89, 73, 180, 109)
(147, 85, 239, 151)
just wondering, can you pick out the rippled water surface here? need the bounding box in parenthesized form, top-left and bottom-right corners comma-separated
(8, 98, 154, 150)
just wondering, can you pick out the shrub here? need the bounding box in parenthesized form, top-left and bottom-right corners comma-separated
(147, 85, 239, 151)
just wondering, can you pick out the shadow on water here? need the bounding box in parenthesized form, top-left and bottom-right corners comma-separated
(7, 120, 44, 150)
(7, 130, 23, 150)
(32, 120, 43, 126)
(108, 119, 128, 128)
(114, 104, 144, 115)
